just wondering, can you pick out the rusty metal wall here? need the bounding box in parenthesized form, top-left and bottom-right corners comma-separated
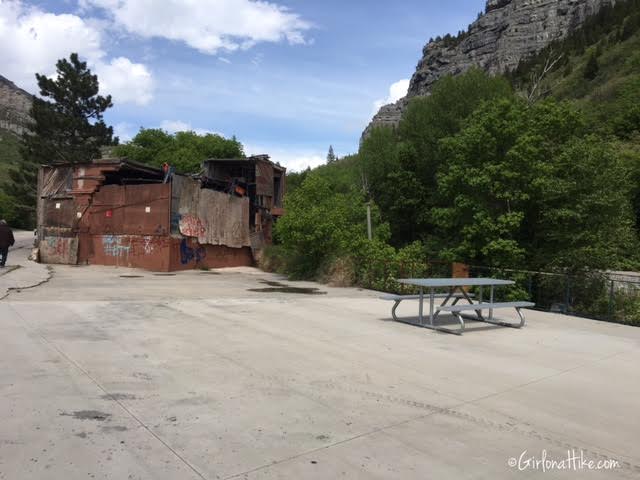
(176, 178, 250, 248)
(255, 160, 274, 196)
(42, 198, 76, 228)
(40, 236, 79, 264)
(88, 184, 171, 236)
(84, 235, 252, 272)
(169, 238, 253, 271)
(40, 166, 73, 197)
(89, 235, 173, 271)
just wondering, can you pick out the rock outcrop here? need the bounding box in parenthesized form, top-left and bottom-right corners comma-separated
(362, 0, 614, 141)
(0, 75, 32, 136)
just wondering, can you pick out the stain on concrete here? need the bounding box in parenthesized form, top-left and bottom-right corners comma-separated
(132, 372, 153, 381)
(173, 396, 211, 406)
(119, 275, 143, 278)
(248, 280, 327, 295)
(75, 432, 88, 439)
(60, 411, 111, 421)
(315, 435, 330, 441)
(100, 393, 136, 401)
(101, 426, 128, 433)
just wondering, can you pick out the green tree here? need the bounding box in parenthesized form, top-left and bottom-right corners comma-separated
(359, 69, 513, 246)
(275, 173, 387, 277)
(433, 97, 637, 271)
(114, 128, 244, 173)
(326, 145, 337, 164)
(7, 53, 115, 227)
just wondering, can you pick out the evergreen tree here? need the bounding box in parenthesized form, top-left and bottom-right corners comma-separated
(326, 145, 337, 164)
(7, 53, 115, 227)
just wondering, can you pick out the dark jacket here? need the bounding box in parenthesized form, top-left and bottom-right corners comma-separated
(0, 224, 15, 249)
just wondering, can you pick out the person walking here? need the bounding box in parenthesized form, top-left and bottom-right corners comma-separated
(0, 220, 15, 268)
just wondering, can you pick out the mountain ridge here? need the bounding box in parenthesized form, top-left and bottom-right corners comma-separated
(362, 0, 616, 141)
(0, 74, 33, 137)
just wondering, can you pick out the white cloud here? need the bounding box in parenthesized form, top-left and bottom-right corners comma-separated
(97, 57, 153, 105)
(160, 120, 219, 136)
(373, 78, 409, 113)
(244, 143, 327, 172)
(82, 0, 311, 55)
(113, 121, 137, 142)
(0, 0, 153, 105)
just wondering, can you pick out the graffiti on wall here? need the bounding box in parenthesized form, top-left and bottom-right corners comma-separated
(179, 214, 207, 238)
(40, 236, 79, 264)
(180, 238, 206, 265)
(102, 235, 132, 257)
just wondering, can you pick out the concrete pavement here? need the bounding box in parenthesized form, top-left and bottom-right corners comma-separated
(0, 230, 51, 300)
(1, 251, 639, 479)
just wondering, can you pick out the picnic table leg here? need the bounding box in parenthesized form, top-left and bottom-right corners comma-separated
(429, 288, 435, 326)
(418, 287, 424, 326)
(489, 285, 495, 321)
(433, 287, 456, 322)
(468, 286, 484, 321)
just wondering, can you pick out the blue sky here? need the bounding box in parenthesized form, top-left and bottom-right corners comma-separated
(0, 0, 486, 170)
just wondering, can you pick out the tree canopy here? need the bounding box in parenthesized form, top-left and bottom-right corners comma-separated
(114, 128, 244, 173)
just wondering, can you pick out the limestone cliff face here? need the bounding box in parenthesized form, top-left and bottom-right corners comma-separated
(0, 75, 33, 136)
(362, 0, 614, 140)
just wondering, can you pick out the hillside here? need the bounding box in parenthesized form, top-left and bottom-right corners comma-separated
(362, 0, 615, 140)
(0, 74, 32, 136)
(508, 0, 640, 139)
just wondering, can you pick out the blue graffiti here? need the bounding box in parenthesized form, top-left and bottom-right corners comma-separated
(180, 238, 206, 265)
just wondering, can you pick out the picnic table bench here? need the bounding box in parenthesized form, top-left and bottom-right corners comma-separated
(438, 301, 535, 333)
(381, 292, 474, 322)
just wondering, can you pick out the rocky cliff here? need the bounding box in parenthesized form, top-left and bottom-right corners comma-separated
(0, 75, 32, 136)
(362, 0, 615, 140)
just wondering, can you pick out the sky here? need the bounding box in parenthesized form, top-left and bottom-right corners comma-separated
(0, 0, 486, 171)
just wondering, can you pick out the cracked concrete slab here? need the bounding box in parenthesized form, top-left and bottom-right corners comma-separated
(1, 256, 640, 479)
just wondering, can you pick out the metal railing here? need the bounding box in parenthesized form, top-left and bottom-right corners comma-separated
(469, 265, 640, 327)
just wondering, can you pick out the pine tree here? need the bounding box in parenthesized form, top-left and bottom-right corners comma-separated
(326, 145, 337, 164)
(7, 53, 116, 227)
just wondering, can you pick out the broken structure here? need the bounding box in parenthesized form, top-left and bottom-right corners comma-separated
(36, 155, 285, 271)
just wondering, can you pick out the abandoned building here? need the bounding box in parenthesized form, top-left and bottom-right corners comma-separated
(36, 155, 286, 271)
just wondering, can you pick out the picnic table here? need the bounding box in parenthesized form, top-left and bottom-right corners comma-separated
(382, 278, 534, 335)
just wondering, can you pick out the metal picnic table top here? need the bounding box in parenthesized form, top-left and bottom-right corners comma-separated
(397, 278, 515, 288)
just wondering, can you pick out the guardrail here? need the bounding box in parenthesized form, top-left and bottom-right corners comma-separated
(469, 266, 640, 327)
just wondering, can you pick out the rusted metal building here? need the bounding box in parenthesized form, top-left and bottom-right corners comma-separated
(36, 155, 285, 271)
